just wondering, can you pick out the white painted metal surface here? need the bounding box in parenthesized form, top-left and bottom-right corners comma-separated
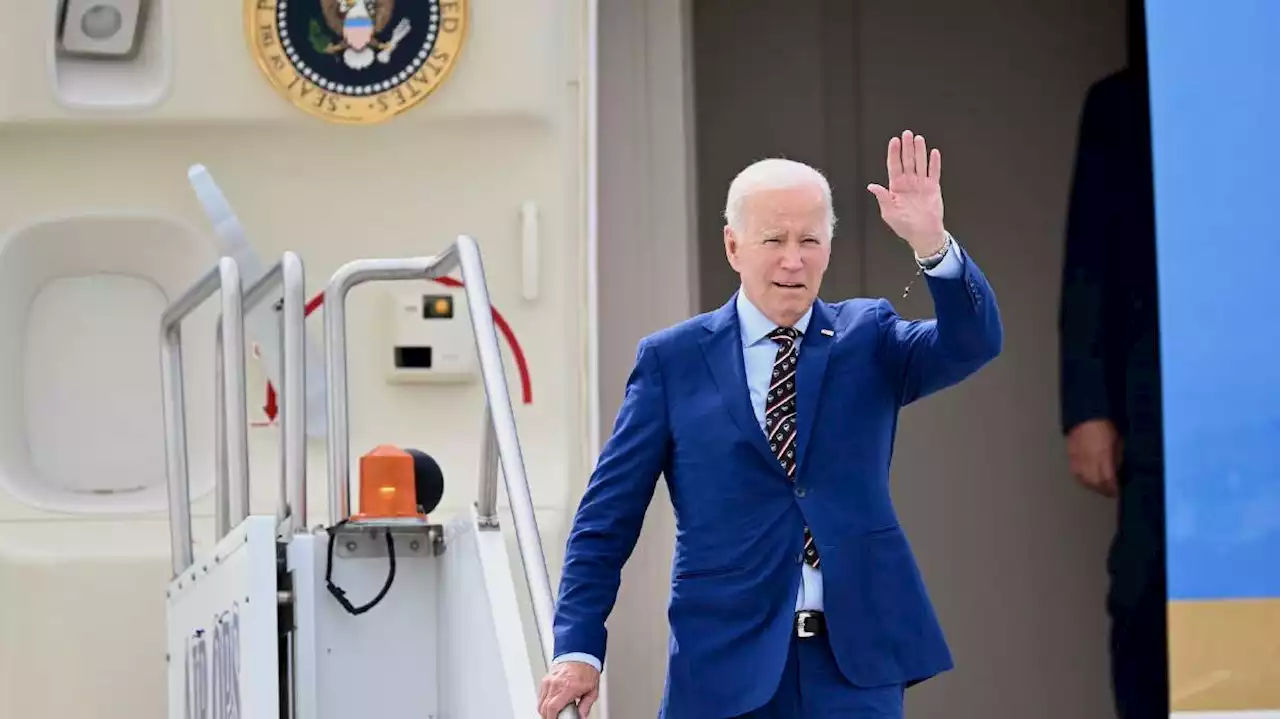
(162, 505, 545, 719)
(166, 515, 281, 719)
(287, 528, 441, 718)
(440, 508, 542, 718)
(161, 239, 572, 719)
(282, 508, 539, 718)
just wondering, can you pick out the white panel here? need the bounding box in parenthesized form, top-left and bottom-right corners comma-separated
(167, 516, 281, 719)
(439, 510, 538, 719)
(286, 511, 540, 719)
(288, 530, 440, 718)
(24, 274, 168, 495)
(382, 283, 478, 384)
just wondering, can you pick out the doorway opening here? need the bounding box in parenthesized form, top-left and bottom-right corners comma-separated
(595, 1, 1159, 718)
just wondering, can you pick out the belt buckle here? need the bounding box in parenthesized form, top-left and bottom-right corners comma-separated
(795, 611, 817, 638)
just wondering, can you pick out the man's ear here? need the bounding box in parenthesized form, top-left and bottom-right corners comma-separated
(723, 225, 739, 270)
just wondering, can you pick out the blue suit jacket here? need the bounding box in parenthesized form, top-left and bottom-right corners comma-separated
(553, 251, 1003, 718)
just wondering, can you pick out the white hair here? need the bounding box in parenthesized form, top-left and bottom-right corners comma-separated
(723, 158, 836, 236)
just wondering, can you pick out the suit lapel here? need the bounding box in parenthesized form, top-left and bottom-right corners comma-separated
(700, 297, 787, 474)
(793, 301, 835, 477)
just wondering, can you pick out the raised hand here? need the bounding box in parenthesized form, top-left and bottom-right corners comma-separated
(867, 130, 947, 256)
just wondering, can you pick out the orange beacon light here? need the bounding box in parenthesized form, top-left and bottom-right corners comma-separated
(352, 445, 425, 520)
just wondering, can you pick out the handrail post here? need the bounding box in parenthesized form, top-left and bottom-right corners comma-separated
(213, 252, 309, 538)
(213, 320, 251, 533)
(476, 405, 500, 528)
(281, 252, 307, 535)
(162, 257, 246, 577)
(214, 338, 229, 536)
(322, 237, 577, 718)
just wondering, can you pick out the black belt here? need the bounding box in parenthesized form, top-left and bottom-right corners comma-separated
(794, 610, 825, 638)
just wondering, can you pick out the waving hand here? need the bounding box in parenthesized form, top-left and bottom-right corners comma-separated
(867, 130, 947, 257)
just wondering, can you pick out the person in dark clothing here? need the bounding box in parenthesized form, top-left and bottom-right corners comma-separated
(1057, 51, 1168, 719)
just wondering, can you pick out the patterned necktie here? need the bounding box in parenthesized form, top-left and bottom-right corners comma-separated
(766, 326, 820, 569)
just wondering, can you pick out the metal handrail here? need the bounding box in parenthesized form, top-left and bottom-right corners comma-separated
(323, 236, 577, 719)
(161, 257, 246, 576)
(212, 252, 308, 538)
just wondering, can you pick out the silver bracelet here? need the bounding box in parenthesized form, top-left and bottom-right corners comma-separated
(914, 233, 952, 270)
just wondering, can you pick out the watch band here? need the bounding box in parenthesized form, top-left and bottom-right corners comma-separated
(914, 233, 952, 270)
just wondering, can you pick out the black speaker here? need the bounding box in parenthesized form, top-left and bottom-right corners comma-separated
(405, 448, 445, 515)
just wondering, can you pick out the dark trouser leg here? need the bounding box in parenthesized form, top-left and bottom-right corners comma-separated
(1107, 469, 1168, 719)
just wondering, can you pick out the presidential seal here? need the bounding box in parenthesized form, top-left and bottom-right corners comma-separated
(247, 0, 467, 124)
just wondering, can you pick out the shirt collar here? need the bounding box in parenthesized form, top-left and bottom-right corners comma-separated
(735, 287, 812, 347)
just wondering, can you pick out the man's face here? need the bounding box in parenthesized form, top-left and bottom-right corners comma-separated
(724, 183, 831, 327)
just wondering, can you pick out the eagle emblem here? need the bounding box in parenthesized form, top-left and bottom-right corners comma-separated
(248, 0, 467, 124)
(313, 0, 412, 70)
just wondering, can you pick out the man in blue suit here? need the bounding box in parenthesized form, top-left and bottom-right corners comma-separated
(539, 131, 1003, 718)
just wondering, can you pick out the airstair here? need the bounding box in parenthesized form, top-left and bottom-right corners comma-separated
(160, 235, 578, 718)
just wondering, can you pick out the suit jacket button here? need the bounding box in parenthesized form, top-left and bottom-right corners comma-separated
(794, 486, 807, 498)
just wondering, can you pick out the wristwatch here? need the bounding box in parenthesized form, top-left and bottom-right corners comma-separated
(914, 232, 953, 270)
